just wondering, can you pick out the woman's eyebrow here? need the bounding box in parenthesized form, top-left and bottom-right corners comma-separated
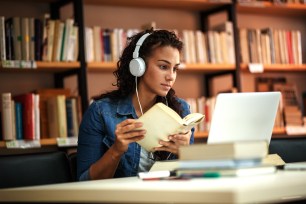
(157, 59, 180, 66)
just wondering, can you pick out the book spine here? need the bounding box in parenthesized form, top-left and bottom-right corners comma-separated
(34, 18, 42, 61)
(14, 93, 35, 140)
(0, 16, 6, 61)
(21, 17, 30, 61)
(29, 17, 35, 61)
(1, 93, 14, 140)
(34, 94, 40, 140)
(57, 95, 67, 138)
(12, 17, 22, 61)
(65, 98, 74, 137)
(15, 102, 23, 140)
(5, 18, 14, 60)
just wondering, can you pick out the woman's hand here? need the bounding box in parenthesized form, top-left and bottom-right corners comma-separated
(113, 119, 146, 154)
(153, 131, 192, 155)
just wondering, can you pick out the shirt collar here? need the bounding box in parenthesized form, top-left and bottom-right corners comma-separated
(117, 95, 137, 118)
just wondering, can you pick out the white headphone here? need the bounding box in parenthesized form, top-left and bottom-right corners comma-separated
(129, 33, 151, 77)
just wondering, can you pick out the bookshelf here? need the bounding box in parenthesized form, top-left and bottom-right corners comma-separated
(87, 62, 236, 73)
(0, 0, 86, 152)
(240, 64, 306, 72)
(1, 0, 306, 153)
(235, 0, 306, 138)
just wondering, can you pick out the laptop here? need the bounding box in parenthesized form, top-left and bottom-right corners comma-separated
(207, 92, 281, 145)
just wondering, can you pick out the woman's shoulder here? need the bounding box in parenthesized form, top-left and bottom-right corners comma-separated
(176, 97, 189, 108)
(86, 97, 118, 114)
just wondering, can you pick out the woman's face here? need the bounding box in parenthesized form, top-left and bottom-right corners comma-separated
(140, 45, 180, 97)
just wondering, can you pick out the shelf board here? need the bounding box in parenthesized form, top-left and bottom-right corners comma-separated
(87, 62, 236, 73)
(0, 138, 77, 149)
(193, 127, 300, 139)
(0, 127, 304, 149)
(240, 63, 306, 72)
(0, 61, 80, 73)
(83, 0, 231, 11)
(237, 2, 306, 16)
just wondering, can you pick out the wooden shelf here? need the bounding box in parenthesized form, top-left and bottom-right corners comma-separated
(193, 127, 306, 139)
(0, 138, 77, 149)
(240, 63, 306, 72)
(237, 2, 306, 16)
(0, 61, 80, 73)
(83, 0, 231, 11)
(87, 62, 235, 73)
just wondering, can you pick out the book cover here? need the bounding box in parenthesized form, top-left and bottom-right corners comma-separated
(34, 18, 43, 61)
(47, 95, 67, 138)
(0, 16, 6, 61)
(21, 17, 30, 61)
(12, 17, 22, 61)
(35, 88, 71, 138)
(150, 158, 262, 172)
(5, 18, 14, 60)
(15, 102, 23, 140)
(179, 141, 268, 161)
(66, 97, 79, 137)
(136, 103, 204, 152)
(175, 164, 276, 178)
(1, 93, 14, 140)
(13, 93, 35, 140)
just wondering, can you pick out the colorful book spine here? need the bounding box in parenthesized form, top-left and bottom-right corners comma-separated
(15, 102, 23, 140)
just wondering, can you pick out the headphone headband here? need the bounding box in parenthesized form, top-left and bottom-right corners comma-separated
(132, 33, 151, 59)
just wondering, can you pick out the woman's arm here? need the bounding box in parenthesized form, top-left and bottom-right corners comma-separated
(89, 119, 145, 180)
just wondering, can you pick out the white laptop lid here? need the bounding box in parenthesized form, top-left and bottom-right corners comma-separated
(207, 92, 281, 145)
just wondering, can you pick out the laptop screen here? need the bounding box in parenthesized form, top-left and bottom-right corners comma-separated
(207, 92, 281, 145)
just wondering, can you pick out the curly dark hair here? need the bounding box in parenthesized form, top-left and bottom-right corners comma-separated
(93, 28, 184, 114)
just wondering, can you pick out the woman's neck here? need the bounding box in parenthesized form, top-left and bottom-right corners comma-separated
(132, 92, 156, 117)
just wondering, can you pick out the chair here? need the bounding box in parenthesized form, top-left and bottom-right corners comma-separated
(0, 151, 73, 188)
(269, 139, 306, 163)
(68, 152, 77, 181)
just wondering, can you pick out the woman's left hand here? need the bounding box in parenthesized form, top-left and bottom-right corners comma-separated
(153, 131, 191, 155)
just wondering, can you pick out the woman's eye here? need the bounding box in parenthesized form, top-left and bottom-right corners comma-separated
(159, 65, 167, 70)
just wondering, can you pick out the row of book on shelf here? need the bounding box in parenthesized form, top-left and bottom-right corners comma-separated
(139, 141, 282, 180)
(255, 77, 304, 127)
(0, 15, 79, 68)
(239, 28, 303, 65)
(2, 14, 303, 68)
(186, 86, 304, 134)
(0, 89, 81, 141)
(85, 21, 236, 64)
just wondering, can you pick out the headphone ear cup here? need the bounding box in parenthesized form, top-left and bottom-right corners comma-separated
(129, 57, 146, 77)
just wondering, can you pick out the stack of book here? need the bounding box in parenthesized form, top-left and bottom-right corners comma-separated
(139, 141, 277, 180)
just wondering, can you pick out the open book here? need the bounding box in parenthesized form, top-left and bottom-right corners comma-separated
(136, 103, 204, 152)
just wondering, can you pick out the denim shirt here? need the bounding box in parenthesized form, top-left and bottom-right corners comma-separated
(77, 95, 194, 181)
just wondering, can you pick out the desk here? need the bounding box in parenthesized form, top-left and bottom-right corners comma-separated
(0, 170, 306, 203)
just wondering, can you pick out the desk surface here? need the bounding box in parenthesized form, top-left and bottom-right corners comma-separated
(1, 170, 306, 204)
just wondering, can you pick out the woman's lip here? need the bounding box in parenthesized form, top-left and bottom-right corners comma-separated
(161, 84, 171, 88)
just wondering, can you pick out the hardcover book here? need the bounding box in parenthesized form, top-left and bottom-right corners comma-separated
(136, 102, 204, 152)
(179, 141, 268, 161)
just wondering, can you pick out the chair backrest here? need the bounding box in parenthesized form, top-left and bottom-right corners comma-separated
(269, 139, 306, 163)
(0, 151, 73, 188)
(68, 152, 77, 181)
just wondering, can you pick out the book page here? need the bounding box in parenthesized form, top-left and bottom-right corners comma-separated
(149, 160, 179, 172)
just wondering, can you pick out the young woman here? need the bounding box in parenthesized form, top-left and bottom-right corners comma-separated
(77, 29, 194, 181)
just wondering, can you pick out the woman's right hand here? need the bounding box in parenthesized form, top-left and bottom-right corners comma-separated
(113, 119, 146, 154)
